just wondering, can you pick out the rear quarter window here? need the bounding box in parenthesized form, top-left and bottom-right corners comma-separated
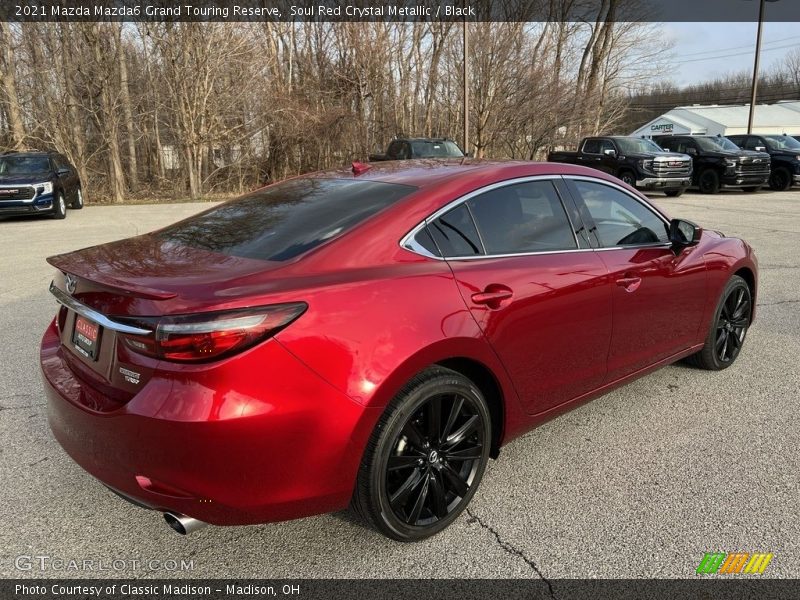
(158, 178, 416, 261)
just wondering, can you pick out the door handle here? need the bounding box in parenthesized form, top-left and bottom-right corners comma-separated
(615, 276, 642, 292)
(471, 285, 513, 308)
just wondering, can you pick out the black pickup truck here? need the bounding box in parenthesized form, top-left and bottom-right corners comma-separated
(547, 136, 693, 196)
(369, 138, 465, 161)
(653, 135, 771, 194)
(727, 133, 800, 191)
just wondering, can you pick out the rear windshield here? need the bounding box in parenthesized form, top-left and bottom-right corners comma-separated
(158, 178, 416, 261)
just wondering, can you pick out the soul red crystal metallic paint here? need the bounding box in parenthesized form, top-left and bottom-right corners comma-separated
(40, 161, 757, 529)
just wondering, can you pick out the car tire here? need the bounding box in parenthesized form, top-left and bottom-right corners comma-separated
(686, 275, 752, 371)
(768, 167, 791, 191)
(664, 189, 685, 197)
(618, 170, 636, 187)
(71, 187, 84, 209)
(698, 169, 721, 194)
(52, 193, 67, 219)
(352, 366, 491, 541)
(742, 186, 761, 193)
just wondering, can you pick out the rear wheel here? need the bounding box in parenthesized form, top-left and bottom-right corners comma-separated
(698, 169, 721, 194)
(71, 187, 84, 209)
(686, 275, 752, 371)
(352, 366, 491, 541)
(52, 193, 66, 219)
(769, 167, 791, 191)
(665, 189, 685, 197)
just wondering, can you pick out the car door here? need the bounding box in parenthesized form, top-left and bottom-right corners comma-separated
(579, 138, 613, 174)
(565, 176, 707, 381)
(423, 177, 612, 415)
(52, 155, 77, 203)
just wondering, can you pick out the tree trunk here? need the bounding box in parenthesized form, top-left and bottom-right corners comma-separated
(0, 22, 27, 149)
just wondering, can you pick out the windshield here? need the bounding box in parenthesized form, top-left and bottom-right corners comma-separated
(410, 140, 464, 158)
(0, 156, 51, 175)
(615, 138, 665, 154)
(158, 178, 416, 262)
(695, 137, 741, 152)
(763, 135, 800, 150)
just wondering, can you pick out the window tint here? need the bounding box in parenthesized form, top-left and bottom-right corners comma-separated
(412, 227, 441, 257)
(572, 180, 669, 247)
(599, 139, 616, 154)
(582, 139, 601, 154)
(159, 178, 415, 262)
(410, 140, 464, 158)
(0, 156, 51, 174)
(467, 181, 577, 254)
(427, 204, 483, 257)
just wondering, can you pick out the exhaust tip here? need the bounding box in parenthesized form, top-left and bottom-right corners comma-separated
(163, 512, 206, 535)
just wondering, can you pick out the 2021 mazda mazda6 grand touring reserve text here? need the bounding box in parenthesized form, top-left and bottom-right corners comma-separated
(41, 160, 757, 540)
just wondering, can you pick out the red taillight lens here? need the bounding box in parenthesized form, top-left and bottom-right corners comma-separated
(119, 303, 306, 363)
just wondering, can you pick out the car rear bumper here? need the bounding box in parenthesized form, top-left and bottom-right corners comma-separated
(40, 319, 378, 526)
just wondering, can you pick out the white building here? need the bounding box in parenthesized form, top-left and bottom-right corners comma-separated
(631, 100, 800, 138)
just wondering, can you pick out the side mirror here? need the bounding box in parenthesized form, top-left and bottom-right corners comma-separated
(755, 146, 767, 152)
(603, 148, 617, 158)
(57, 167, 70, 175)
(669, 218, 702, 249)
(686, 147, 697, 156)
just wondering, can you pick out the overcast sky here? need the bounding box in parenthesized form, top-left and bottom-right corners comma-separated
(665, 21, 800, 86)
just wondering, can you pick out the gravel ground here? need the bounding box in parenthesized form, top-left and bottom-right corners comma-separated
(0, 189, 797, 581)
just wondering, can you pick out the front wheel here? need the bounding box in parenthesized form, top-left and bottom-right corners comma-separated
(352, 366, 491, 541)
(51, 193, 66, 219)
(769, 167, 791, 191)
(698, 169, 721, 194)
(686, 275, 752, 370)
(618, 170, 636, 187)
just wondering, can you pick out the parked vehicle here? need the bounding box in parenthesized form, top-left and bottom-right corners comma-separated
(369, 137, 465, 161)
(42, 161, 757, 541)
(548, 136, 693, 196)
(653, 135, 771, 194)
(727, 133, 800, 191)
(0, 151, 82, 219)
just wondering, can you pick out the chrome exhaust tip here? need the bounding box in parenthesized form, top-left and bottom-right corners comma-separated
(163, 512, 207, 535)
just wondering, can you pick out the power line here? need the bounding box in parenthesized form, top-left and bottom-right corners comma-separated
(675, 34, 800, 58)
(674, 42, 800, 64)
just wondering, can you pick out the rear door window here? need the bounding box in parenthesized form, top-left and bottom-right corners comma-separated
(158, 178, 415, 261)
(426, 204, 484, 257)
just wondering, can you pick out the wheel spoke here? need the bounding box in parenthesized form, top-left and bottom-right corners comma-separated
(730, 317, 749, 328)
(388, 454, 423, 472)
(406, 473, 431, 524)
(715, 330, 727, 351)
(720, 334, 729, 361)
(445, 443, 483, 461)
(426, 395, 442, 442)
(444, 414, 480, 449)
(402, 420, 427, 452)
(732, 300, 751, 321)
(429, 471, 448, 519)
(390, 468, 425, 510)
(442, 396, 464, 441)
(441, 464, 469, 498)
(729, 332, 742, 350)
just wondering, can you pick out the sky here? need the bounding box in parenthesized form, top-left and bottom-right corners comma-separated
(664, 22, 800, 86)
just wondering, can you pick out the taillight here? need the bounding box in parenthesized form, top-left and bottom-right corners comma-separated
(119, 303, 306, 363)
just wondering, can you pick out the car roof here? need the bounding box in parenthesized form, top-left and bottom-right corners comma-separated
(0, 151, 53, 158)
(310, 159, 615, 189)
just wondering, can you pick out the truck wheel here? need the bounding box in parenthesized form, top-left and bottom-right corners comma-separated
(665, 189, 685, 197)
(51, 193, 67, 220)
(742, 186, 761, 193)
(618, 170, 636, 187)
(698, 169, 721, 194)
(71, 187, 84, 209)
(769, 167, 791, 191)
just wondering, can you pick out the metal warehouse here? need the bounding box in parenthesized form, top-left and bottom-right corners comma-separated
(631, 100, 800, 138)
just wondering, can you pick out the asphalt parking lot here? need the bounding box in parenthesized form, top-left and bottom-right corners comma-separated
(1, 190, 798, 581)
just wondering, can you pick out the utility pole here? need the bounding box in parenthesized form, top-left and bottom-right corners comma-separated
(463, 18, 469, 156)
(748, 0, 779, 133)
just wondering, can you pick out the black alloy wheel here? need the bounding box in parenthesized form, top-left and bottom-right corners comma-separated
(769, 167, 791, 192)
(699, 169, 721, 194)
(353, 366, 491, 541)
(619, 171, 636, 187)
(686, 275, 752, 370)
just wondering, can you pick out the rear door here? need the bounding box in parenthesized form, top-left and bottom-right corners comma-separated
(565, 176, 707, 381)
(425, 177, 612, 415)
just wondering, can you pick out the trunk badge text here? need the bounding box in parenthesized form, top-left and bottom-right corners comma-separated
(119, 367, 141, 385)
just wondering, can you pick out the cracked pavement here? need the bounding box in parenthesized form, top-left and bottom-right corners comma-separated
(1, 190, 798, 579)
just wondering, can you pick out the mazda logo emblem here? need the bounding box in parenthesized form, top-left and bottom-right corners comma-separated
(65, 273, 77, 294)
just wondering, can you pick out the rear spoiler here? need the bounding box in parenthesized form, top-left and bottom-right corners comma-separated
(46, 255, 177, 300)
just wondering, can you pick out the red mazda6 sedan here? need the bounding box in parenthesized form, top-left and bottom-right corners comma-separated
(41, 160, 757, 541)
